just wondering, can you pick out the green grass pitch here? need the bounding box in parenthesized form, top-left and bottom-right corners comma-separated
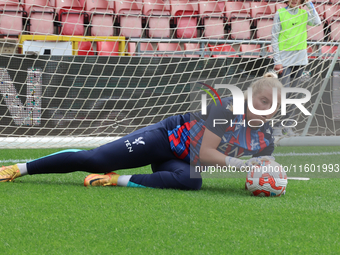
(0, 146, 339, 254)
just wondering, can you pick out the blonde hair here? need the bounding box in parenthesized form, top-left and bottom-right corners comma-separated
(244, 72, 283, 102)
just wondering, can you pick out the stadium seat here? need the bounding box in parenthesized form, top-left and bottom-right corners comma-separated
(251, 2, 275, 40)
(157, 43, 182, 57)
(55, 0, 86, 35)
(198, 0, 224, 39)
(143, 0, 171, 38)
(0, 0, 24, 36)
(217, 1, 225, 13)
(85, 0, 115, 36)
(325, 5, 340, 41)
(307, 23, 325, 41)
(77, 41, 94, 55)
(184, 43, 208, 58)
(207, 43, 238, 58)
(275, 2, 287, 12)
(128, 42, 155, 56)
(240, 44, 261, 58)
(250, 2, 275, 18)
(115, 0, 143, 38)
(321, 45, 339, 59)
(311, 4, 325, 20)
(97, 41, 120, 56)
(225, 1, 252, 40)
(24, 0, 54, 35)
(302, 4, 325, 41)
(170, 0, 198, 38)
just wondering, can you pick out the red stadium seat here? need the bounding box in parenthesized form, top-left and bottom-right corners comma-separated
(275, 2, 287, 12)
(143, 0, 171, 38)
(0, 0, 24, 36)
(170, 0, 198, 38)
(184, 43, 208, 58)
(128, 42, 155, 56)
(115, 0, 143, 38)
(307, 23, 325, 41)
(85, 0, 115, 36)
(225, 1, 252, 40)
(77, 41, 94, 55)
(310, 4, 325, 20)
(199, 0, 224, 39)
(240, 44, 261, 58)
(251, 2, 275, 40)
(325, 5, 340, 41)
(302, 4, 325, 41)
(55, 0, 86, 35)
(207, 43, 238, 58)
(97, 41, 120, 56)
(321, 46, 339, 59)
(157, 43, 182, 57)
(24, 0, 54, 35)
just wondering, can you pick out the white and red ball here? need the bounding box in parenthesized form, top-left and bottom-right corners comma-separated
(245, 160, 287, 197)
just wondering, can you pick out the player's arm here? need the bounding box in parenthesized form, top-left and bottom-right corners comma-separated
(199, 129, 261, 169)
(305, 0, 321, 26)
(199, 128, 226, 166)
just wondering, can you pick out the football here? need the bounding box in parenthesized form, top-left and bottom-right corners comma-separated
(245, 159, 287, 197)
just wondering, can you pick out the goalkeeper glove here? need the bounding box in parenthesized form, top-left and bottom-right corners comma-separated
(256, 155, 275, 161)
(224, 156, 275, 170)
(224, 156, 253, 170)
(244, 156, 276, 167)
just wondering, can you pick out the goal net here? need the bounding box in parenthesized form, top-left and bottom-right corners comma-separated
(0, 0, 339, 148)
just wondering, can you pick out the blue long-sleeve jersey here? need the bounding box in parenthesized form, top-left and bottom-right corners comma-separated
(168, 97, 275, 165)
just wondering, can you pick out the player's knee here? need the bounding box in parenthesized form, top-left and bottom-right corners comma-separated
(77, 150, 108, 171)
(187, 177, 202, 190)
(180, 173, 202, 190)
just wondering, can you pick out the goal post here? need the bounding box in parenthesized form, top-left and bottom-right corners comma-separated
(0, 0, 340, 148)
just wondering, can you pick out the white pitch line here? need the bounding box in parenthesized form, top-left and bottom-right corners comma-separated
(0, 159, 34, 164)
(273, 151, 340, 157)
(287, 177, 310, 181)
(1, 151, 340, 164)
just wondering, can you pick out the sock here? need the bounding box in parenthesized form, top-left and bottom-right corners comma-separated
(117, 175, 132, 187)
(17, 163, 28, 176)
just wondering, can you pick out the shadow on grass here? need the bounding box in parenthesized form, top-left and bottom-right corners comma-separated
(7, 173, 250, 196)
(9, 173, 86, 187)
(200, 185, 249, 197)
(11, 179, 83, 187)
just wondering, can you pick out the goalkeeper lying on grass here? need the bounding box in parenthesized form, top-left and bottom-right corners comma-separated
(0, 73, 283, 190)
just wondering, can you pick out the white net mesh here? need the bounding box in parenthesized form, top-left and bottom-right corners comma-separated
(0, 0, 339, 148)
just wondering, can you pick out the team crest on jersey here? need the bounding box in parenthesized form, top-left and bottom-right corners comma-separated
(132, 137, 145, 145)
(250, 139, 259, 150)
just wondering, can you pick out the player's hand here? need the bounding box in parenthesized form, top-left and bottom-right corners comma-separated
(274, 64, 283, 75)
(225, 156, 245, 169)
(245, 156, 275, 167)
(244, 158, 263, 167)
(257, 156, 275, 162)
